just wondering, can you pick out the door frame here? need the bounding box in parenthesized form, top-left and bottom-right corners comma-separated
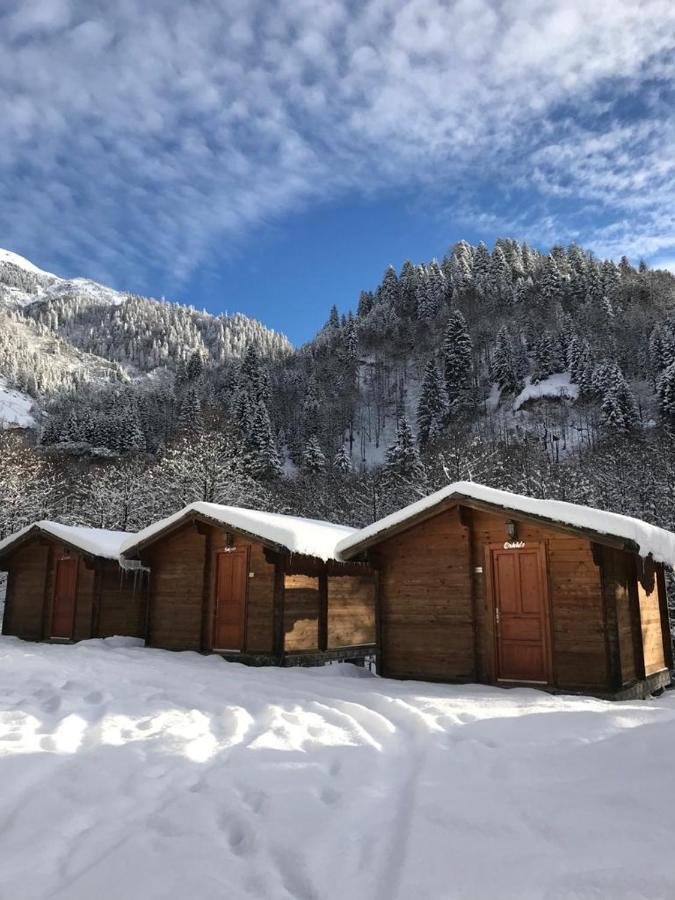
(484, 541, 554, 686)
(50, 555, 79, 641)
(210, 546, 250, 652)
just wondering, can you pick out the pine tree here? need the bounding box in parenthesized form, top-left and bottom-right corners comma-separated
(378, 265, 399, 309)
(247, 400, 281, 479)
(302, 436, 327, 474)
(657, 361, 675, 422)
(416, 360, 447, 447)
(531, 331, 561, 383)
(492, 326, 520, 394)
(186, 350, 204, 382)
(384, 416, 425, 483)
(540, 255, 564, 305)
(177, 386, 202, 436)
(600, 391, 626, 432)
(333, 444, 353, 474)
(357, 290, 374, 317)
(442, 310, 473, 410)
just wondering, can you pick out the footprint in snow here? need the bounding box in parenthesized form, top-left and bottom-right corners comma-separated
(83, 691, 103, 705)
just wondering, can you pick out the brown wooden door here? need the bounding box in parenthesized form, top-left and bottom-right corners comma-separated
(51, 557, 78, 639)
(212, 549, 248, 650)
(490, 543, 550, 683)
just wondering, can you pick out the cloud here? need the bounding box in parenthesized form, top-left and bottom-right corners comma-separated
(0, 0, 674, 289)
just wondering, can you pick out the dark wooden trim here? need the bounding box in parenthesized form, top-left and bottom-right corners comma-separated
(591, 542, 604, 568)
(341, 494, 637, 558)
(91, 561, 103, 639)
(656, 562, 674, 670)
(627, 555, 646, 682)
(600, 548, 623, 692)
(200, 528, 213, 652)
(145, 563, 156, 647)
(2, 565, 16, 636)
(459, 507, 479, 681)
(318, 572, 328, 652)
(273, 558, 286, 657)
(40, 542, 54, 641)
(373, 564, 383, 677)
(242, 545, 251, 653)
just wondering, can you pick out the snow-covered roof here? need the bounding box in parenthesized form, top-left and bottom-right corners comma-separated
(336, 481, 675, 565)
(0, 522, 132, 560)
(121, 502, 357, 563)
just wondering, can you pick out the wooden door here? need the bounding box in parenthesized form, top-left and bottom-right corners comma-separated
(51, 557, 78, 639)
(212, 549, 248, 650)
(489, 543, 551, 683)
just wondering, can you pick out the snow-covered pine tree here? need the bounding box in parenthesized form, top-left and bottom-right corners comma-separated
(531, 331, 561, 383)
(302, 436, 327, 474)
(442, 310, 473, 411)
(247, 399, 281, 479)
(384, 416, 425, 482)
(657, 361, 675, 423)
(600, 391, 627, 432)
(492, 326, 520, 395)
(333, 444, 353, 474)
(416, 360, 447, 448)
(177, 386, 202, 436)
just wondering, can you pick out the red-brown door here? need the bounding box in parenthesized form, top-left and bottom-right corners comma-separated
(490, 543, 551, 683)
(51, 557, 78, 639)
(212, 549, 248, 650)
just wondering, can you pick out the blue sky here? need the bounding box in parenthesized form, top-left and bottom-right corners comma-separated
(1, 1, 675, 345)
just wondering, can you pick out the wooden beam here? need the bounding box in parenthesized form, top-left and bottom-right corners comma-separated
(318, 572, 328, 652)
(627, 555, 646, 682)
(273, 559, 286, 658)
(372, 554, 384, 677)
(600, 547, 623, 692)
(40, 542, 54, 641)
(91, 561, 103, 639)
(656, 562, 674, 670)
(199, 528, 212, 652)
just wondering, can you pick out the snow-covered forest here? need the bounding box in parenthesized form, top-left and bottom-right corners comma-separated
(2, 240, 675, 546)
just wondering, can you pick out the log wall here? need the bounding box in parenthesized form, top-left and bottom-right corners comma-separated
(327, 575, 376, 648)
(283, 573, 320, 651)
(96, 564, 146, 639)
(638, 558, 667, 676)
(2, 539, 50, 640)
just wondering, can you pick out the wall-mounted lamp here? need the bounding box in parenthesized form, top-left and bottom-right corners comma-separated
(505, 519, 517, 540)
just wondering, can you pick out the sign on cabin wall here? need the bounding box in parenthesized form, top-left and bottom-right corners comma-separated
(503, 541, 526, 550)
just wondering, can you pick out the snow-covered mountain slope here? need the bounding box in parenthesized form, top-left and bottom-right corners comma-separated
(0, 378, 35, 429)
(0, 248, 292, 432)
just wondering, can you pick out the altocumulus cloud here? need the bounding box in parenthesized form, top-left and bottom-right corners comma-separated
(1, 0, 674, 287)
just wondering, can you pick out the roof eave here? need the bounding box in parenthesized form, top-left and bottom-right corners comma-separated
(339, 492, 641, 559)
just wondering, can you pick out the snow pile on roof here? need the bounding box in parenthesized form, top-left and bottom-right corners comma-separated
(337, 481, 675, 564)
(0, 522, 132, 560)
(0, 379, 35, 429)
(121, 502, 357, 562)
(513, 373, 579, 411)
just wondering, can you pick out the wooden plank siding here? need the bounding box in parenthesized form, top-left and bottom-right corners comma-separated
(638, 558, 667, 675)
(374, 505, 474, 681)
(2, 538, 145, 643)
(327, 575, 376, 649)
(2, 539, 50, 640)
(283, 574, 320, 651)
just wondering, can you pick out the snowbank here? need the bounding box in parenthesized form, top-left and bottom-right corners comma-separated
(121, 502, 356, 562)
(0, 379, 35, 429)
(513, 372, 579, 411)
(1, 637, 674, 899)
(337, 480, 675, 564)
(0, 522, 132, 560)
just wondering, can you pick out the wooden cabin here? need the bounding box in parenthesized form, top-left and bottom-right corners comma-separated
(0, 522, 146, 643)
(120, 503, 376, 665)
(336, 482, 674, 699)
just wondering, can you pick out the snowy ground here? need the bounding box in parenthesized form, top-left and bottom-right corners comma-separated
(0, 378, 35, 428)
(1, 639, 674, 900)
